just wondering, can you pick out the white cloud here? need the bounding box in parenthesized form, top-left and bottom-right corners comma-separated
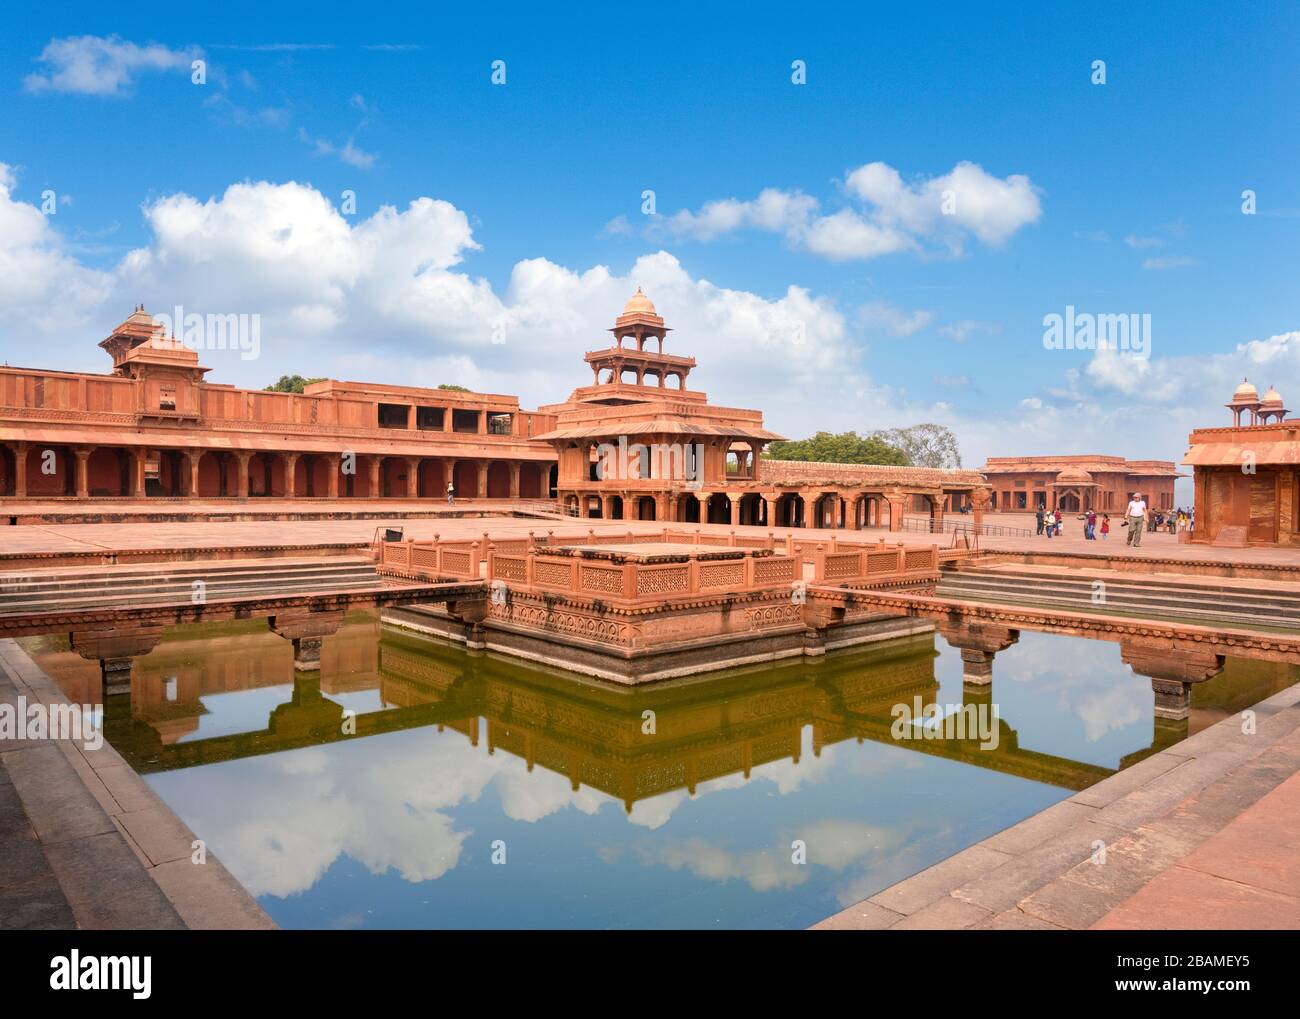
(938, 319, 1001, 343)
(656, 161, 1041, 261)
(1142, 255, 1197, 270)
(298, 129, 377, 169)
(858, 300, 933, 337)
(1124, 234, 1164, 249)
(24, 35, 197, 96)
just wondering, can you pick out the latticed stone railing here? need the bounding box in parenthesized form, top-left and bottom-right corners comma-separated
(377, 527, 965, 601)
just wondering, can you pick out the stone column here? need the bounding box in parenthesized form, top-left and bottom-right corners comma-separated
(509, 462, 521, 499)
(368, 457, 381, 499)
(763, 496, 777, 528)
(270, 610, 345, 672)
(1121, 642, 1224, 721)
(477, 410, 487, 435)
(132, 449, 148, 498)
(406, 457, 420, 498)
(12, 441, 27, 498)
(937, 621, 1020, 687)
(189, 450, 203, 497)
(70, 627, 164, 700)
(887, 492, 907, 532)
(235, 452, 252, 498)
(447, 460, 459, 498)
(73, 447, 91, 498)
(283, 453, 299, 499)
(326, 455, 340, 498)
(477, 460, 489, 498)
(729, 494, 740, 526)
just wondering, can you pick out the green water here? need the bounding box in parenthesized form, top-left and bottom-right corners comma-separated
(23, 617, 1296, 929)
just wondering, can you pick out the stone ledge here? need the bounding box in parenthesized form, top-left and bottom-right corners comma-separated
(812, 683, 1300, 931)
(0, 639, 275, 930)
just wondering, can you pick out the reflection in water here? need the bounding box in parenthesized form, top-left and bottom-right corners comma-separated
(20, 616, 1298, 929)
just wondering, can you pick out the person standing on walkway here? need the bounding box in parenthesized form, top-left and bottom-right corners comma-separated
(1100, 514, 1110, 540)
(446, 481, 455, 505)
(1035, 507, 1045, 536)
(1085, 508, 1097, 540)
(1125, 492, 1147, 547)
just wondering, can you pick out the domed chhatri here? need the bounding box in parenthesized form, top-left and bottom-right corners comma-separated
(1226, 377, 1263, 427)
(622, 287, 658, 318)
(1258, 385, 1289, 424)
(1053, 466, 1095, 486)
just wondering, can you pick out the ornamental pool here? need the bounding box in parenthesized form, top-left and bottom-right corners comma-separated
(21, 615, 1296, 929)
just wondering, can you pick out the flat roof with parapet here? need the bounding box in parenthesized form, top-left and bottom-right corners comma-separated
(545, 542, 768, 563)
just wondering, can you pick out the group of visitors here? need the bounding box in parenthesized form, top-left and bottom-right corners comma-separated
(1148, 507, 1193, 534)
(1035, 492, 1189, 548)
(1035, 507, 1112, 541)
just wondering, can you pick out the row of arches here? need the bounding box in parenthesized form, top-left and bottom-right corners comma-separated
(0, 443, 557, 500)
(561, 490, 906, 527)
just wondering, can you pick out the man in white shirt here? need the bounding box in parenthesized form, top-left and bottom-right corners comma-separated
(1125, 492, 1147, 547)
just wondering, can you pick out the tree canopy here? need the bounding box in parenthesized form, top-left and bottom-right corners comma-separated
(765, 431, 911, 466)
(264, 375, 327, 394)
(437, 384, 470, 392)
(869, 423, 962, 468)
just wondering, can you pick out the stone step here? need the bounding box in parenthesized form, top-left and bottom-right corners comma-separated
(950, 562, 1300, 604)
(0, 577, 383, 616)
(0, 557, 381, 616)
(939, 569, 1300, 616)
(937, 574, 1300, 631)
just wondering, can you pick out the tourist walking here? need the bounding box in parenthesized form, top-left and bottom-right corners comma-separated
(1125, 492, 1147, 547)
(1085, 509, 1097, 540)
(446, 481, 455, 505)
(1035, 507, 1044, 535)
(1100, 513, 1110, 540)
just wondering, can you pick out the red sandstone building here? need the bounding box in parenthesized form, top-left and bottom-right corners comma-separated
(981, 455, 1180, 514)
(0, 293, 991, 533)
(1183, 379, 1298, 547)
(0, 307, 557, 504)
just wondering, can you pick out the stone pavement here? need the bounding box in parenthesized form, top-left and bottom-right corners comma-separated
(0, 640, 274, 930)
(3, 507, 1291, 568)
(813, 680, 1300, 930)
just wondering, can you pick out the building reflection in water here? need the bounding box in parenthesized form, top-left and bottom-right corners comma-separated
(20, 612, 1298, 810)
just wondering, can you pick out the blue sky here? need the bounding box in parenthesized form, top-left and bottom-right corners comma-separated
(2, 1, 1298, 481)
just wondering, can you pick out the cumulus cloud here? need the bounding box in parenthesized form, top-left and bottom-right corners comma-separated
(24, 35, 197, 96)
(655, 161, 1041, 261)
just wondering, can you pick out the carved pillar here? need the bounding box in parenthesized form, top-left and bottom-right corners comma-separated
(729, 494, 740, 526)
(509, 462, 521, 499)
(13, 441, 27, 499)
(763, 496, 777, 528)
(73, 447, 91, 498)
(887, 491, 907, 532)
(1121, 642, 1224, 721)
(326, 455, 340, 498)
(189, 450, 203, 497)
(270, 610, 345, 672)
(132, 449, 148, 498)
(70, 626, 164, 700)
(235, 452, 252, 498)
(937, 621, 1020, 686)
(477, 460, 489, 498)
(367, 457, 381, 499)
(284, 453, 299, 499)
(406, 457, 420, 498)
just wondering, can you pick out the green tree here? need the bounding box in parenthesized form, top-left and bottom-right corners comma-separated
(869, 423, 962, 468)
(437, 384, 470, 392)
(265, 374, 326, 394)
(765, 431, 910, 466)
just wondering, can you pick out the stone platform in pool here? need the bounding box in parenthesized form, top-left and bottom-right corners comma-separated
(377, 529, 951, 683)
